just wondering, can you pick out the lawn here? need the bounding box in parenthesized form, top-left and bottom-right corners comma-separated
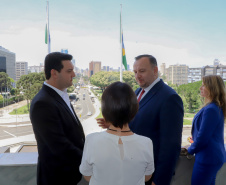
(184, 113, 195, 118)
(96, 108, 103, 119)
(183, 119, 192, 125)
(9, 105, 29, 115)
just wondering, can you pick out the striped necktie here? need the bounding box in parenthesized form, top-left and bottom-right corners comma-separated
(137, 89, 145, 102)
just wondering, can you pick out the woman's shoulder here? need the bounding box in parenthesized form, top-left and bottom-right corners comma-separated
(204, 102, 220, 111)
(133, 134, 153, 144)
(86, 132, 104, 141)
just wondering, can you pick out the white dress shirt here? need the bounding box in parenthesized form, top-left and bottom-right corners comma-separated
(44, 82, 76, 118)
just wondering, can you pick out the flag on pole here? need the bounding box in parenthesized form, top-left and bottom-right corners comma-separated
(45, 1, 51, 53)
(120, 9, 127, 71)
(122, 32, 127, 70)
(45, 24, 48, 44)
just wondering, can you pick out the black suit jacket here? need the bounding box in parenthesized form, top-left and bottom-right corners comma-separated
(30, 84, 85, 185)
(130, 80, 184, 185)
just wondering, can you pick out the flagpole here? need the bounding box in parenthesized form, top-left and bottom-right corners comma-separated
(120, 4, 123, 82)
(46, 1, 51, 53)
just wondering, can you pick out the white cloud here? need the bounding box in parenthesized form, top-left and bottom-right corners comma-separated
(0, 26, 221, 70)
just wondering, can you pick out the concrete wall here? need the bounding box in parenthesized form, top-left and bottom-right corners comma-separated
(0, 153, 226, 185)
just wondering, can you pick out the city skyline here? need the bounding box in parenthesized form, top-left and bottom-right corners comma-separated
(1, 0, 226, 69)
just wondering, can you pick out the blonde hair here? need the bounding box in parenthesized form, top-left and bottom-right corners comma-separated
(203, 75, 226, 118)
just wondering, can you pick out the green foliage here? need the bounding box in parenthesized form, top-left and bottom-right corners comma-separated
(82, 75, 89, 84)
(67, 85, 75, 93)
(90, 71, 119, 91)
(96, 108, 103, 119)
(183, 119, 192, 125)
(0, 72, 12, 93)
(73, 75, 80, 85)
(122, 71, 138, 91)
(91, 89, 102, 101)
(90, 71, 138, 91)
(16, 72, 45, 110)
(10, 88, 17, 95)
(177, 81, 203, 113)
(9, 105, 29, 115)
(184, 113, 195, 118)
(0, 94, 3, 101)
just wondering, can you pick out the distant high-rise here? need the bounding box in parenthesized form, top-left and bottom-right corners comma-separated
(71, 59, 76, 71)
(188, 68, 202, 83)
(160, 63, 166, 76)
(166, 64, 188, 85)
(0, 56, 6, 73)
(0, 46, 16, 80)
(28, 64, 44, 73)
(16, 62, 28, 81)
(102, 66, 110, 71)
(213, 59, 220, 66)
(61, 49, 68, 54)
(127, 64, 130, 71)
(202, 64, 226, 81)
(89, 61, 101, 77)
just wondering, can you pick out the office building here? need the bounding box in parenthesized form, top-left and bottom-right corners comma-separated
(160, 63, 166, 76)
(202, 64, 226, 81)
(88, 61, 101, 77)
(28, 64, 44, 73)
(16, 62, 28, 81)
(102, 66, 110, 71)
(166, 64, 188, 85)
(0, 46, 16, 80)
(61, 49, 68, 54)
(188, 68, 202, 83)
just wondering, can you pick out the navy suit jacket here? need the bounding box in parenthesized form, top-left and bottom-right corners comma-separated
(188, 103, 225, 164)
(130, 79, 184, 185)
(30, 84, 85, 185)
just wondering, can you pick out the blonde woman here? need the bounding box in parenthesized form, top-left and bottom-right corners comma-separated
(187, 75, 226, 185)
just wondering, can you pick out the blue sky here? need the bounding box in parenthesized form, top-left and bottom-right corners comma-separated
(1, 0, 226, 70)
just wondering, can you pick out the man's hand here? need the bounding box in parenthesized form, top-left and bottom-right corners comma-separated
(151, 182, 156, 185)
(96, 118, 110, 129)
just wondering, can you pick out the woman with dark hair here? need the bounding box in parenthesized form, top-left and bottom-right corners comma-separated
(80, 81, 154, 185)
(187, 75, 226, 185)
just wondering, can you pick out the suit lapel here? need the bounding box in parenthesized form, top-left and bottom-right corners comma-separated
(191, 108, 203, 135)
(70, 103, 82, 126)
(138, 80, 164, 110)
(43, 85, 79, 124)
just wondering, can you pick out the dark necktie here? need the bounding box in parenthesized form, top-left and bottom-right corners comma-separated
(137, 89, 145, 103)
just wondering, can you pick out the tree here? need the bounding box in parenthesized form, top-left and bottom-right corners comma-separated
(67, 85, 75, 93)
(177, 81, 202, 113)
(17, 72, 45, 110)
(90, 71, 139, 91)
(82, 75, 89, 85)
(90, 71, 119, 92)
(0, 72, 12, 93)
(122, 71, 139, 90)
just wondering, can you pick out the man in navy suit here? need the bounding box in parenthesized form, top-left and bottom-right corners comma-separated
(130, 55, 184, 185)
(30, 52, 85, 185)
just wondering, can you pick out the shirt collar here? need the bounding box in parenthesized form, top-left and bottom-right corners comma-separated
(143, 77, 160, 93)
(44, 81, 67, 98)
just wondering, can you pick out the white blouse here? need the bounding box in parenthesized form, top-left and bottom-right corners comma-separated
(79, 131, 154, 185)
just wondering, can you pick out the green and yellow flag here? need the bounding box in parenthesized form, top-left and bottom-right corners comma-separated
(122, 33, 127, 70)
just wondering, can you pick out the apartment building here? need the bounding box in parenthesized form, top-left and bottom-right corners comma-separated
(16, 62, 28, 81)
(166, 64, 188, 85)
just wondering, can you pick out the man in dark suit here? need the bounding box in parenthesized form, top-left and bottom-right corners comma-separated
(30, 52, 85, 185)
(130, 55, 184, 185)
(97, 54, 183, 185)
